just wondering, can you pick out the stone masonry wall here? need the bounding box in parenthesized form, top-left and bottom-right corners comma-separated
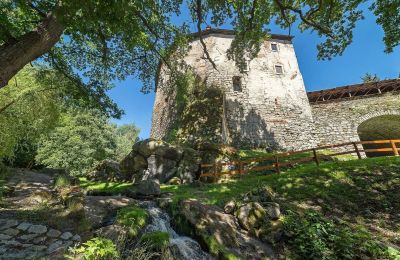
(311, 92, 400, 146)
(151, 32, 318, 151)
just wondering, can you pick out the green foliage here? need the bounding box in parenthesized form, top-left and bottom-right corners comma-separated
(67, 237, 119, 260)
(0, 66, 61, 158)
(36, 109, 117, 176)
(54, 175, 71, 188)
(116, 206, 148, 237)
(361, 73, 380, 83)
(283, 210, 388, 259)
(115, 124, 140, 161)
(167, 71, 224, 146)
(140, 231, 170, 250)
(205, 236, 241, 260)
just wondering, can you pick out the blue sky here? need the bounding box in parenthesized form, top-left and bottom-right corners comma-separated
(108, 5, 400, 139)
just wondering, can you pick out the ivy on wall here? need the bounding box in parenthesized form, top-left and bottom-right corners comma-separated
(165, 71, 223, 147)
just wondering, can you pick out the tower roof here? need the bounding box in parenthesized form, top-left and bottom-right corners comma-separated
(189, 28, 293, 42)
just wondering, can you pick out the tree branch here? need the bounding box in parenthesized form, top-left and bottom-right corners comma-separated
(195, 0, 218, 70)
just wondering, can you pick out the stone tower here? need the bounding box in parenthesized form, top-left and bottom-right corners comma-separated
(151, 28, 317, 151)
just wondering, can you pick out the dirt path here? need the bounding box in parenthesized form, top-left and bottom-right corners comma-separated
(0, 169, 56, 218)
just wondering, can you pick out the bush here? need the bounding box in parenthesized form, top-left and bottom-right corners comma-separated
(283, 210, 389, 259)
(116, 206, 147, 237)
(67, 237, 119, 260)
(54, 175, 71, 188)
(140, 231, 170, 250)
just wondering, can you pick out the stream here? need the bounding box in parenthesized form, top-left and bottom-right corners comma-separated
(139, 201, 213, 260)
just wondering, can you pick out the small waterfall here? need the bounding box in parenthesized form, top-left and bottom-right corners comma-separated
(139, 201, 212, 260)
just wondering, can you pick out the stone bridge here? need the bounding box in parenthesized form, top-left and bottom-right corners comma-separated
(308, 79, 400, 147)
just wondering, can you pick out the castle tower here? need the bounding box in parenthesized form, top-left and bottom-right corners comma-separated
(151, 28, 317, 151)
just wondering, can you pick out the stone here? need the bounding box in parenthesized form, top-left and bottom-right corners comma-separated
(47, 240, 63, 253)
(19, 233, 39, 241)
(32, 236, 47, 244)
(88, 159, 123, 182)
(264, 202, 281, 220)
(0, 219, 18, 230)
(224, 200, 236, 214)
(145, 155, 177, 183)
(236, 202, 267, 231)
(46, 229, 62, 238)
(60, 232, 73, 240)
(95, 224, 128, 243)
(167, 177, 181, 185)
(0, 239, 21, 246)
(135, 179, 161, 196)
(2, 228, 19, 237)
(71, 234, 81, 242)
(84, 196, 135, 228)
(16, 222, 32, 231)
(28, 225, 47, 234)
(0, 234, 12, 240)
(179, 199, 276, 259)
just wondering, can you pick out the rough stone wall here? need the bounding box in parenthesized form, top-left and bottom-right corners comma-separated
(151, 33, 317, 151)
(311, 93, 400, 146)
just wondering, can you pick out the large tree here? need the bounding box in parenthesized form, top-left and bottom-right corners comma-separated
(1, 0, 399, 98)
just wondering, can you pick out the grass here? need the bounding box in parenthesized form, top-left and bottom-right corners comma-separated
(140, 231, 170, 250)
(79, 177, 133, 193)
(162, 156, 400, 249)
(79, 156, 400, 256)
(116, 205, 148, 237)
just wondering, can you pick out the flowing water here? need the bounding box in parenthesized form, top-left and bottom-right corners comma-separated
(139, 201, 213, 260)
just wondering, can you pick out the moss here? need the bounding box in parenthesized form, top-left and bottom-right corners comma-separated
(205, 235, 241, 260)
(116, 206, 147, 237)
(140, 231, 170, 250)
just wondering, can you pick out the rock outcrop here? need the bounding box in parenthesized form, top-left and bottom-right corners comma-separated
(87, 159, 123, 182)
(179, 199, 276, 259)
(119, 139, 201, 184)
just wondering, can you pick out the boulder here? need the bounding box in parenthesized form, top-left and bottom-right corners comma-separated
(236, 202, 267, 231)
(145, 155, 177, 183)
(167, 177, 181, 185)
(179, 199, 276, 259)
(264, 202, 281, 220)
(223, 200, 236, 214)
(177, 148, 201, 184)
(88, 159, 123, 182)
(84, 196, 135, 228)
(135, 179, 161, 196)
(95, 224, 128, 249)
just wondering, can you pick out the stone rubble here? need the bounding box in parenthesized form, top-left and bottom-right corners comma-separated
(0, 219, 81, 259)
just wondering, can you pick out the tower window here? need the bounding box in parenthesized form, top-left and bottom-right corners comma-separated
(271, 43, 278, 51)
(232, 76, 242, 92)
(275, 65, 284, 74)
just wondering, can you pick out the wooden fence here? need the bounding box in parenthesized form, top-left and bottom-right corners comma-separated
(200, 139, 400, 178)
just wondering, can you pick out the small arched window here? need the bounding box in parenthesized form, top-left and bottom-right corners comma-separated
(232, 76, 242, 92)
(271, 43, 279, 51)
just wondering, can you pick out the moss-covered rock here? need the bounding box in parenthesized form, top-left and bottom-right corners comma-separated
(116, 205, 148, 237)
(140, 231, 170, 250)
(235, 202, 267, 231)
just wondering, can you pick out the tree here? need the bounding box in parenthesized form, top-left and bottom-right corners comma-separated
(361, 73, 380, 83)
(1, 0, 399, 95)
(36, 109, 117, 175)
(115, 124, 140, 161)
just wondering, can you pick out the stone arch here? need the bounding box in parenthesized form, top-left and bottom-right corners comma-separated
(356, 112, 400, 157)
(354, 109, 400, 128)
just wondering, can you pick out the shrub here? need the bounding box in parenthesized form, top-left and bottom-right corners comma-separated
(140, 231, 170, 250)
(54, 175, 71, 188)
(116, 206, 147, 237)
(283, 210, 389, 259)
(67, 237, 119, 260)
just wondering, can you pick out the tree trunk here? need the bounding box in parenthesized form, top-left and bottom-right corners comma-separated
(0, 14, 64, 88)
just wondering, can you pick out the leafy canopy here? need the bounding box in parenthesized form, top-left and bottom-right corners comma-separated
(35, 109, 117, 175)
(1, 0, 399, 99)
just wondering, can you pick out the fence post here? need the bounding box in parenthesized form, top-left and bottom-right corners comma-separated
(238, 161, 243, 178)
(390, 140, 399, 156)
(214, 163, 218, 182)
(312, 148, 320, 166)
(353, 142, 362, 159)
(274, 156, 280, 174)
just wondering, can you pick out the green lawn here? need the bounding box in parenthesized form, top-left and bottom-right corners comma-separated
(79, 156, 400, 255)
(79, 177, 133, 193)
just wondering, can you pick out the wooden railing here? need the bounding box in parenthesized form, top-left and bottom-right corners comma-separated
(200, 139, 400, 178)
